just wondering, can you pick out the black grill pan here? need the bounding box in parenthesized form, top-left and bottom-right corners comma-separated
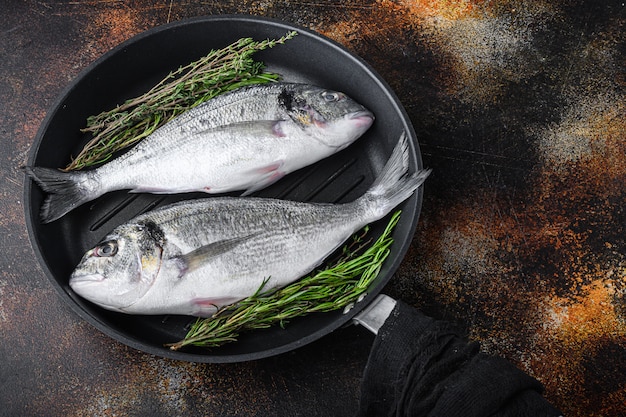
(24, 15, 424, 363)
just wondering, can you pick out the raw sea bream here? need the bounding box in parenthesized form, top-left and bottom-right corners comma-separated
(69, 133, 431, 317)
(25, 82, 374, 223)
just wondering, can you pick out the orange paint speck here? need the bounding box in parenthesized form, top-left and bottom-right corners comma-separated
(528, 279, 626, 415)
(545, 280, 624, 343)
(82, 7, 146, 57)
(395, 0, 484, 20)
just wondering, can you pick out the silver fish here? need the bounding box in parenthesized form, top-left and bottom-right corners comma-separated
(69, 133, 431, 317)
(26, 83, 374, 223)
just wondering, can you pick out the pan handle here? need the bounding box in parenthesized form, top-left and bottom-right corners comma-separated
(352, 294, 397, 334)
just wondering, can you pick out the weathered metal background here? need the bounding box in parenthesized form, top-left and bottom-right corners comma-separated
(1, 1, 624, 416)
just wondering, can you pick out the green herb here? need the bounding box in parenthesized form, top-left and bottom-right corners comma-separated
(167, 211, 401, 351)
(65, 31, 298, 171)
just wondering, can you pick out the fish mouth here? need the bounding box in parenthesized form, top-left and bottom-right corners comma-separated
(69, 273, 105, 289)
(348, 110, 375, 128)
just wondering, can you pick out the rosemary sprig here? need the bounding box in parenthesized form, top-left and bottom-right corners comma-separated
(65, 31, 298, 171)
(167, 211, 402, 351)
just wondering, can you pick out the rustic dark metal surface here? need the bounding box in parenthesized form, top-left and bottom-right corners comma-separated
(1, 1, 624, 416)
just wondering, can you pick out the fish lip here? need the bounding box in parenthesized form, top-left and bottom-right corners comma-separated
(348, 110, 375, 128)
(349, 110, 375, 120)
(69, 273, 105, 288)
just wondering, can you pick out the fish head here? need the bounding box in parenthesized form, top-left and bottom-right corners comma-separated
(69, 221, 165, 312)
(280, 85, 374, 149)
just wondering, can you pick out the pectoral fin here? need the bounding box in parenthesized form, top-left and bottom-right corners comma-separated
(170, 234, 258, 278)
(241, 162, 286, 196)
(191, 296, 242, 317)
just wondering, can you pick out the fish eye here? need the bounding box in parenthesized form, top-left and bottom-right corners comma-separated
(321, 91, 340, 102)
(93, 241, 118, 257)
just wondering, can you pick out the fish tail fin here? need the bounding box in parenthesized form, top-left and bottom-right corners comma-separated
(362, 132, 431, 219)
(24, 166, 94, 223)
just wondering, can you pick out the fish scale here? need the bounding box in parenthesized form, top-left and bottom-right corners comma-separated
(153, 83, 296, 137)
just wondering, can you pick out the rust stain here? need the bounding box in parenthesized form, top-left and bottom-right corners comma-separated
(530, 280, 626, 415)
(406, 1, 557, 105)
(319, 0, 558, 106)
(543, 280, 623, 344)
(318, 18, 369, 46)
(532, 19, 626, 175)
(319, 0, 455, 46)
(82, 6, 145, 55)
(536, 99, 626, 178)
(394, 0, 485, 20)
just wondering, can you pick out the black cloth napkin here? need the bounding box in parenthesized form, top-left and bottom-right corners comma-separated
(356, 300, 563, 417)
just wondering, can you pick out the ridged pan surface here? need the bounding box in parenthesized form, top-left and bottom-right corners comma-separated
(24, 15, 424, 362)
